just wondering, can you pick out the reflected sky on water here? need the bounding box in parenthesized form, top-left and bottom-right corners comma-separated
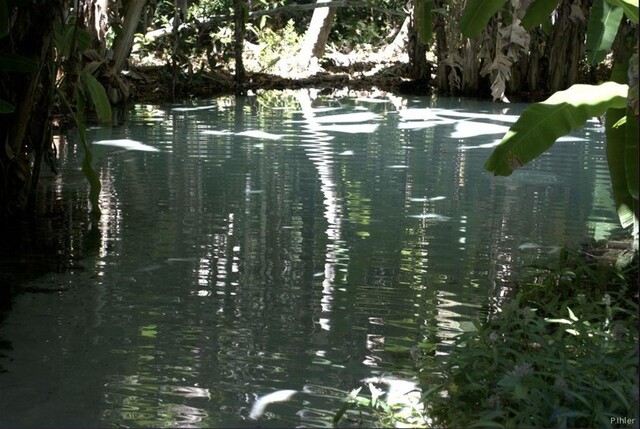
(0, 89, 621, 427)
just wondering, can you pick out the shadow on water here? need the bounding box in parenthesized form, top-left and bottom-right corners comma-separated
(0, 136, 102, 373)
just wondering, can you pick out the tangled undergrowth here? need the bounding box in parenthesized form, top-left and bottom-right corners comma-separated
(334, 247, 639, 428)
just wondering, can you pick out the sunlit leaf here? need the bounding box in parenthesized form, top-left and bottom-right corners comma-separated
(484, 82, 628, 176)
(460, 0, 508, 38)
(606, 0, 639, 22)
(80, 71, 112, 123)
(586, 0, 624, 65)
(521, 0, 561, 30)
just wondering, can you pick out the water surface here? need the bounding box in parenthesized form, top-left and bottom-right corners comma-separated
(0, 89, 620, 427)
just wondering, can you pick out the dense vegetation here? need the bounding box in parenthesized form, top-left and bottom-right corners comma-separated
(333, 245, 638, 428)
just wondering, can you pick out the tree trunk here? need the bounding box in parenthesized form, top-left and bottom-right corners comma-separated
(297, 0, 336, 73)
(432, 0, 449, 91)
(112, 0, 148, 74)
(82, 0, 111, 56)
(234, 0, 247, 92)
(407, 0, 429, 81)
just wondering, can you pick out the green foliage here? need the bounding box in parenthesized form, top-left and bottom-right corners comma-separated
(416, 0, 434, 44)
(331, 0, 404, 48)
(57, 88, 102, 218)
(79, 71, 112, 124)
(460, 0, 507, 38)
(606, 107, 636, 229)
(586, 0, 624, 65)
(50, 11, 111, 218)
(606, 0, 639, 22)
(0, 99, 14, 113)
(333, 383, 427, 427)
(424, 265, 638, 429)
(53, 21, 93, 60)
(484, 82, 628, 176)
(0, 52, 38, 115)
(247, 19, 301, 73)
(484, 81, 638, 237)
(520, 0, 560, 31)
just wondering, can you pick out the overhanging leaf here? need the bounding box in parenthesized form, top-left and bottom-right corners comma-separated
(484, 82, 629, 176)
(58, 87, 102, 218)
(460, 0, 508, 38)
(80, 71, 112, 123)
(0, 99, 14, 113)
(606, 107, 635, 228)
(606, 0, 639, 22)
(585, 0, 624, 65)
(0, 53, 38, 73)
(416, 0, 434, 44)
(521, 0, 561, 30)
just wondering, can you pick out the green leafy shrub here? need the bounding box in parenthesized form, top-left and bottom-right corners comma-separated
(246, 19, 301, 73)
(336, 250, 638, 428)
(424, 276, 638, 428)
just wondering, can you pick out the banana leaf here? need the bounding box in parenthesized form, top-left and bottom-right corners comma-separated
(460, 0, 508, 38)
(585, 0, 624, 65)
(607, 108, 636, 228)
(416, 0, 434, 44)
(80, 71, 112, 123)
(484, 82, 629, 176)
(521, 0, 561, 30)
(606, 0, 639, 22)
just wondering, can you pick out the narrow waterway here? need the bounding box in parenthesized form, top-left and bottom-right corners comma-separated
(0, 89, 621, 427)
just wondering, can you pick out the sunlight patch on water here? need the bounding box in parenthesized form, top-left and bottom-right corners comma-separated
(93, 139, 161, 152)
(236, 130, 285, 140)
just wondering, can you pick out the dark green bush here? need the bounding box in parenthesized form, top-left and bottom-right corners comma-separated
(424, 260, 638, 429)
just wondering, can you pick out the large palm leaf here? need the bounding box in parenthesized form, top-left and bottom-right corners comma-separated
(484, 82, 637, 233)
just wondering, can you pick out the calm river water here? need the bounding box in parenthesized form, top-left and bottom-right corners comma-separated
(0, 89, 621, 427)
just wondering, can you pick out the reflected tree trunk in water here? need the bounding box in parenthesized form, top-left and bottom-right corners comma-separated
(296, 89, 346, 330)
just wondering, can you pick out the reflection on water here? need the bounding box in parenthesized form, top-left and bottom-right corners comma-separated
(0, 89, 621, 427)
